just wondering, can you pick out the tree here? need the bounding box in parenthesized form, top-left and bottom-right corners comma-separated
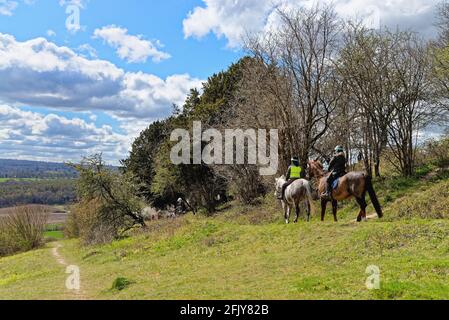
(71, 154, 145, 240)
(121, 120, 172, 207)
(431, 1, 449, 101)
(244, 4, 343, 172)
(436, 1, 449, 45)
(148, 61, 248, 213)
(337, 24, 397, 176)
(433, 46, 449, 97)
(384, 32, 434, 176)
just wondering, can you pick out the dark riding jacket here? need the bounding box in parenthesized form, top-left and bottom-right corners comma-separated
(328, 152, 347, 176)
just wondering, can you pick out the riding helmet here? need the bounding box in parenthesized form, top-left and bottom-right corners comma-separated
(335, 146, 344, 153)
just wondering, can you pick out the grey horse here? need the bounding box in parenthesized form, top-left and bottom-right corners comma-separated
(275, 176, 314, 224)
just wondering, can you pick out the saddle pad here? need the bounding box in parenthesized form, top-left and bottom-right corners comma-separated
(332, 178, 340, 190)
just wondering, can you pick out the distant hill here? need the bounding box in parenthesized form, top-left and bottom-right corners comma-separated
(0, 159, 78, 179)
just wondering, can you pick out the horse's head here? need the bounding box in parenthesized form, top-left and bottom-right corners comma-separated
(274, 175, 286, 198)
(308, 159, 324, 179)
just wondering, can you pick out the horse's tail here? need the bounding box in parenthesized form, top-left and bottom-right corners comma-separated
(305, 181, 316, 216)
(365, 175, 383, 218)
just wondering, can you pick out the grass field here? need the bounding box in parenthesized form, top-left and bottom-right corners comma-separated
(44, 231, 65, 240)
(1, 172, 448, 300)
(0, 178, 41, 183)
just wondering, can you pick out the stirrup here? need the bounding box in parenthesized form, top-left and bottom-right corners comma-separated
(321, 192, 332, 200)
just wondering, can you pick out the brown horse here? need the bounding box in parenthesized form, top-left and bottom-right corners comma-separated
(307, 160, 383, 222)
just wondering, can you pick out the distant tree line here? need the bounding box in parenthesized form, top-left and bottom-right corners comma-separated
(0, 179, 76, 208)
(0, 159, 78, 179)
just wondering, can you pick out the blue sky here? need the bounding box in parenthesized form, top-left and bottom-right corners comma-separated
(0, 0, 241, 78)
(0, 0, 442, 164)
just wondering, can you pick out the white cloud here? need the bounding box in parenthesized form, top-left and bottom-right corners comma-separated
(94, 25, 171, 63)
(183, 0, 441, 47)
(0, 0, 40, 16)
(77, 43, 97, 58)
(0, 33, 202, 163)
(59, 0, 87, 9)
(0, 33, 202, 120)
(183, 0, 273, 47)
(0, 0, 18, 16)
(46, 30, 57, 37)
(0, 104, 128, 163)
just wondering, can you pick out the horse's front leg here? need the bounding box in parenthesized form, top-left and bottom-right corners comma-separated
(294, 204, 300, 223)
(332, 200, 338, 222)
(306, 200, 311, 222)
(321, 199, 327, 222)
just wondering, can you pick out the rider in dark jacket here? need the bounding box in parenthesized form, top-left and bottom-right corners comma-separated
(322, 146, 347, 200)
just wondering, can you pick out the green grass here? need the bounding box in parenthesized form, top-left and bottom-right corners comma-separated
(0, 247, 76, 300)
(44, 231, 64, 240)
(1, 174, 449, 300)
(0, 178, 42, 183)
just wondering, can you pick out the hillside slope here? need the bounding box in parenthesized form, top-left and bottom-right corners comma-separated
(1, 176, 449, 300)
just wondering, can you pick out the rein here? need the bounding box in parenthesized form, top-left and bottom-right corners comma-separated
(308, 162, 330, 193)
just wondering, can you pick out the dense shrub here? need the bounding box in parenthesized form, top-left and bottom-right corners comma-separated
(65, 198, 117, 245)
(69, 155, 146, 245)
(385, 180, 449, 220)
(417, 137, 449, 169)
(64, 210, 80, 239)
(0, 205, 49, 256)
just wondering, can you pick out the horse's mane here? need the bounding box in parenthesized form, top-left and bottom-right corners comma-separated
(309, 159, 323, 170)
(308, 159, 326, 178)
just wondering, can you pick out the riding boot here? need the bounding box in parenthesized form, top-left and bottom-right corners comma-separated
(321, 182, 333, 200)
(279, 184, 287, 200)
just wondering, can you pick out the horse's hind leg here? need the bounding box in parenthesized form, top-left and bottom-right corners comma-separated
(356, 196, 368, 222)
(285, 205, 290, 224)
(306, 201, 311, 222)
(332, 200, 338, 222)
(294, 204, 300, 223)
(321, 199, 327, 222)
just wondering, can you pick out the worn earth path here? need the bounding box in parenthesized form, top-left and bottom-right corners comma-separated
(51, 243, 89, 300)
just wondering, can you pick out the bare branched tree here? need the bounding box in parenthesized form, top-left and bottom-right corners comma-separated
(384, 32, 435, 176)
(431, 1, 449, 100)
(337, 24, 397, 176)
(242, 4, 343, 172)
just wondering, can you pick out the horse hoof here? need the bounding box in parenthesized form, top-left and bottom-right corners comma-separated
(285, 220, 289, 224)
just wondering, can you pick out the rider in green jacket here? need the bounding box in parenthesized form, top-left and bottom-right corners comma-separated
(279, 157, 303, 200)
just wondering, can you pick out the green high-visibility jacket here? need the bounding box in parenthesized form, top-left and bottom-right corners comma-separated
(288, 165, 302, 179)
